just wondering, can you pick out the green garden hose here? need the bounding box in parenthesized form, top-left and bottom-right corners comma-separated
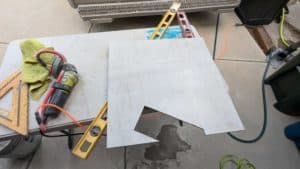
(227, 57, 271, 143)
(219, 155, 256, 169)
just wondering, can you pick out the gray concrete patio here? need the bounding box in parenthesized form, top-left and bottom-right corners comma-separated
(0, 0, 299, 169)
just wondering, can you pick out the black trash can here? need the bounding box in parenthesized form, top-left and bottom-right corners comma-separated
(265, 51, 300, 116)
(235, 0, 289, 25)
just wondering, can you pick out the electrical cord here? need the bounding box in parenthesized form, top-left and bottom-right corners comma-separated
(280, 8, 290, 47)
(40, 130, 84, 138)
(227, 57, 271, 143)
(35, 49, 67, 68)
(40, 130, 107, 138)
(36, 103, 85, 129)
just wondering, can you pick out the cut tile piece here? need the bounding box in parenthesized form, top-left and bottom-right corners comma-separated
(0, 0, 89, 42)
(107, 38, 244, 148)
(215, 12, 266, 61)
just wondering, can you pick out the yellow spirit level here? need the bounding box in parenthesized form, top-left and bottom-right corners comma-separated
(149, 2, 181, 40)
(72, 102, 107, 159)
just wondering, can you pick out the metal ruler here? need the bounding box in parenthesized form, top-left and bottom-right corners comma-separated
(149, 2, 181, 40)
(177, 11, 195, 38)
(72, 102, 107, 159)
(0, 71, 28, 135)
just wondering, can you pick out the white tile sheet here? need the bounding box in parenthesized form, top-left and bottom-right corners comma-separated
(107, 38, 244, 148)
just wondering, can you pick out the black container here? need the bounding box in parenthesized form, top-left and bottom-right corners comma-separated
(265, 52, 300, 116)
(235, 0, 289, 26)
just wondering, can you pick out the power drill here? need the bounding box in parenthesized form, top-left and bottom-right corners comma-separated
(44, 64, 78, 119)
(34, 49, 78, 130)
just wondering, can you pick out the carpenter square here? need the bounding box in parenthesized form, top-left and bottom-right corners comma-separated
(0, 71, 28, 135)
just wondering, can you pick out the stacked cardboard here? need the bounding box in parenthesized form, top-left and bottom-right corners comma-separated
(68, 0, 240, 23)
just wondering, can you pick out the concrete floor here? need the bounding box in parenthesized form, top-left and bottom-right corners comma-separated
(0, 0, 300, 169)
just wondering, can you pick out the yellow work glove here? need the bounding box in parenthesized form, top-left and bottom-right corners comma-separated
(20, 39, 55, 100)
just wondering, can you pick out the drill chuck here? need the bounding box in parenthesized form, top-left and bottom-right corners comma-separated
(45, 64, 78, 118)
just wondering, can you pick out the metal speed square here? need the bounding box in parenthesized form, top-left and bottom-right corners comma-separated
(0, 71, 29, 136)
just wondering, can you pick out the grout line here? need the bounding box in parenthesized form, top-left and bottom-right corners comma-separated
(123, 146, 127, 169)
(88, 23, 95, 33)
(0, 42, 8, 45)
(24, 152, 36, 169)
(215, 58, 267, 63)
(212, 12, 220, 60)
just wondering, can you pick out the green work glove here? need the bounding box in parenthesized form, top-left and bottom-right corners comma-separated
(20, 39, 55, 100)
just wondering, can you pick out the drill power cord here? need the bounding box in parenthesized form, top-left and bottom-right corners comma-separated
(35, 103, 84, 129)
(227, 55, 272, 143)
(40, 130, 84, 138)
(35, 48, 67, 69)
(37, 103, 108, 138)
(36, 103, 86, 137)
(35, 71, 65, 132)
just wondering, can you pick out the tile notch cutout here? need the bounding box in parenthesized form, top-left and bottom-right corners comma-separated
(135, 106, 199, 140)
